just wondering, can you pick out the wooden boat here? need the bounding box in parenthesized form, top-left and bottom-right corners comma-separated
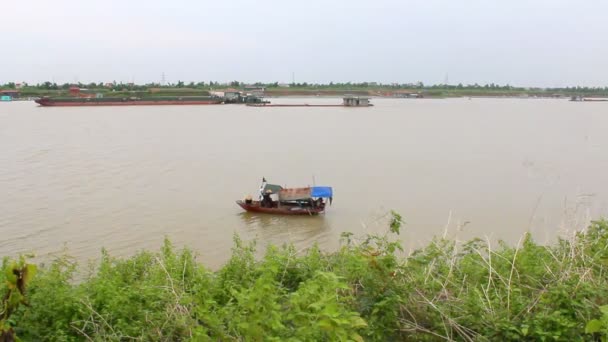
(236, 200, 326, 215)
(236, 179, 333, 215)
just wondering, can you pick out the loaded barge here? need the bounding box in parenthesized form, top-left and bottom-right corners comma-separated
(570, 96, 608, 102)
(35, 88, 267, 107)
(247, 96, 373, 107)
(35, 96, 224, 106)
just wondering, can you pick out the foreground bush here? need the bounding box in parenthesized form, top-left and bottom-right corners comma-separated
(3, 215, 608, 341)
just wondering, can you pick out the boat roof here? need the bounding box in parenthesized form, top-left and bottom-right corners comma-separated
(278, 186, 333, 201)
(311, 186, 333, 198)
(263, 183, 283, 193)
(343, 95, 369, 100)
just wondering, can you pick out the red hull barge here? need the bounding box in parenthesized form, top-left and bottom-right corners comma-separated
(35, 97, 223, 107)
(236, 200, 325, 215)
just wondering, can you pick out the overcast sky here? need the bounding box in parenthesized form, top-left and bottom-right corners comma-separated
(1, 0, 607, 87)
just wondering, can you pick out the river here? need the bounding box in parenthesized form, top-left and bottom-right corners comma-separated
(1, 97, 607, 267)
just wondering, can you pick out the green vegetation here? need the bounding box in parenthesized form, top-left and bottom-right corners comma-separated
(1, 257, 36, 341)
(4, 215, 608, 340)
(3, 81, 608, 98)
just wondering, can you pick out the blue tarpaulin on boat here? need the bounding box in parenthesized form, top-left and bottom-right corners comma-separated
(311, 186, 333, 198)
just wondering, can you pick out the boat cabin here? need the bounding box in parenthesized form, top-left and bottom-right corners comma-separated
(343, 96, 371, 107)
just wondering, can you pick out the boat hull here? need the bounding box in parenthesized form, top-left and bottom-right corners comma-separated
(236, 200, 324, 215)
(246, 103, 373, 107)
(35, 99, 223, 106)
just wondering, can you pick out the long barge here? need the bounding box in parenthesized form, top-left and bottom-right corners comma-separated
(35, 96, 224, 107)
(247, 96, 374, 107)
(570, 96, 608, 102)
(246, 103, 347, 107)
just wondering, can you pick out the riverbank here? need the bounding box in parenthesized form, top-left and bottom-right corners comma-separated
(5, 216, 608, 341)
(5, 85, 608, 100)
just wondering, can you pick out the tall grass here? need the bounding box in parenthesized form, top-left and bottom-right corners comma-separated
(3, 215, 608, 341)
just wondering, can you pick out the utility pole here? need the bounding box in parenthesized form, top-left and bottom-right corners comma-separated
(161, 72, 166, 86)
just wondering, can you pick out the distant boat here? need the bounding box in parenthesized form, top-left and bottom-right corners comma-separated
(246, 96, 373, 107)
(570, 96, 608, 102)
(236, 179, 333, 215)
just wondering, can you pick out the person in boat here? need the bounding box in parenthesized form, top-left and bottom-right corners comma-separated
(262, 190, 274, 208)
(244, 195, 253, 205)
(315, 198, 324, 208)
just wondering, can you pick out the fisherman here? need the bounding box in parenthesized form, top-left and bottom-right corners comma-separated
(244, 195, 253, 205)
(262, 190, 273, 208)
(258, 177, 267, 201)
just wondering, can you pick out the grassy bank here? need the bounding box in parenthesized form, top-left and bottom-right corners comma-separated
(7, 83, 608, 99)
(3, 214, 608, 340)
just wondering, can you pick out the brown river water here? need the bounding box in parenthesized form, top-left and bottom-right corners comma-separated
(1, 98, 607, 268)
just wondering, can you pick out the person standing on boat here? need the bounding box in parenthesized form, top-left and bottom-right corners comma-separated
(259, 177, 267, 201)
(262, 189, 273, 208)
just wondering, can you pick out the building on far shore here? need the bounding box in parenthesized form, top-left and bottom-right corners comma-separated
(210, 88, 241, 99)
(244, 85, 265, 97)
(0, 89, 19, 100)
(392, 90, 423, 98)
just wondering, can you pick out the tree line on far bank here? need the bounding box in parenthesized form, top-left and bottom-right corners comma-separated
(2, 81, 608, 96)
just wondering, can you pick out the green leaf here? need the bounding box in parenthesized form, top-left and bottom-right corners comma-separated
(308, 302, 322, 310)
(351, 317, 367, 328)
(5, 265, 17, 284)
(389, 211, 402, 235)
(600, 305, 608, 317)
(318, 319, 333, 330)
(8, 292, 22, 308)
(23, 264, 37, 284)
(350, 333, 364, 342)
(585, 319, 603, 334)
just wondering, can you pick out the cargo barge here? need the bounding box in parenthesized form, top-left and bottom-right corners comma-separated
(246, 103, 347, 107)
(35, 96, 224, 107)
(570, 96, 608, 102)
(247, 96, 373, 107)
